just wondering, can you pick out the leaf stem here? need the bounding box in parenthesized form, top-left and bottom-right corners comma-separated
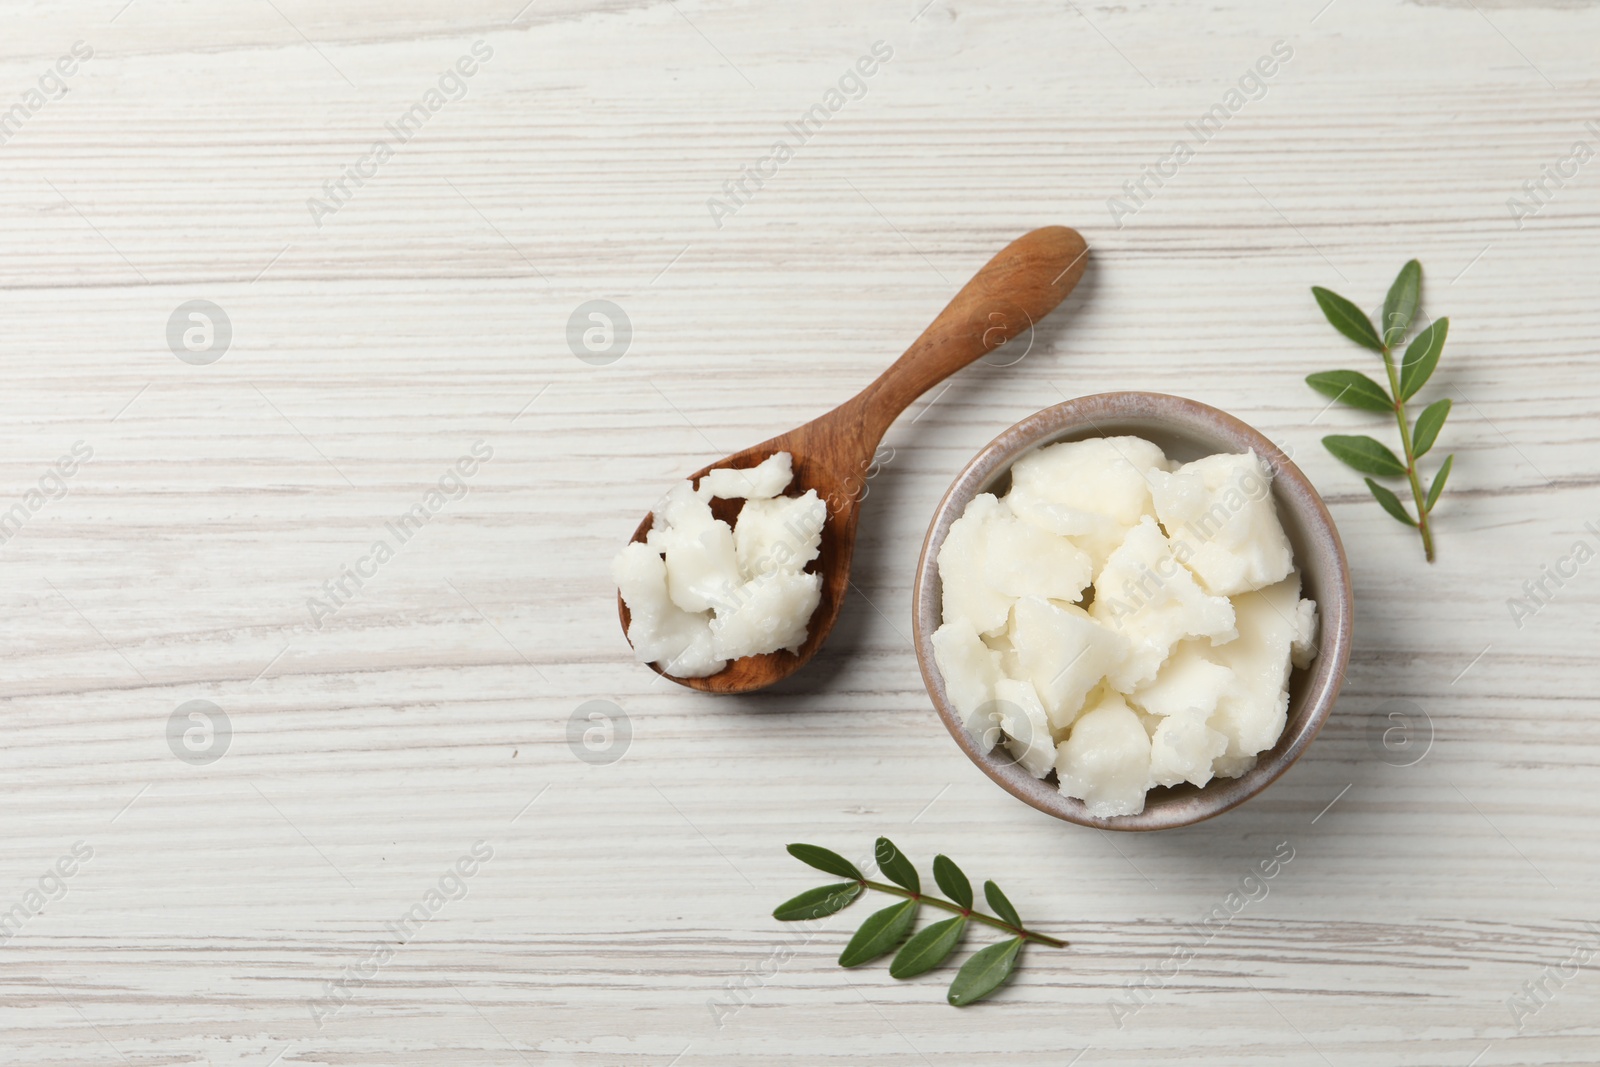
(1378, 342, 1435, 562)
(856, 879, 1068, 948)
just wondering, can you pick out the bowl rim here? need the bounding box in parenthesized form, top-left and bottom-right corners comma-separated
(911, 391, 1354, 831)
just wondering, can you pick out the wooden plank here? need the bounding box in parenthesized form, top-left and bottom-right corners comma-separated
(1, 0, 1597, 1062)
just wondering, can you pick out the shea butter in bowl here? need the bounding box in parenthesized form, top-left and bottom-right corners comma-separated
(912, 393, 1352, 831)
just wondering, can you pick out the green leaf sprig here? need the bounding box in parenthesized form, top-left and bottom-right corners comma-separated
(1307, 259, 1454, 561)
(773, 839, 1066, 1006)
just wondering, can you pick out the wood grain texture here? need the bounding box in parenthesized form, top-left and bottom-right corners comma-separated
(2, 0, 1598, 1063)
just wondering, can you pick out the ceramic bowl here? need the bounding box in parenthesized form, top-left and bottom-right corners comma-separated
(912, 392, 1352, 831)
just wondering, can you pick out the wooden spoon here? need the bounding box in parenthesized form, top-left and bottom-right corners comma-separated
(619, 225, 1090, 694)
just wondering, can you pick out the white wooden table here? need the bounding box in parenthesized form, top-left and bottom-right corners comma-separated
(3, 1, 1597, 1063)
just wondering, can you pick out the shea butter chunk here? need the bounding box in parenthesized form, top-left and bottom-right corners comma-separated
(663, 521, 741, 614)
(1009, 596, 1129, 733)
(937, 493, 1016, 637)
(709, 570, 821, 659)
(696, 452, 793, 501)
(1129, 640, 1234, 720)
(733, 490, 825, 580)
(994, 677, 1056, 779)
(1208, 573, 1308, 765)
(1006, 436, 1169, 572)
(1290, 597, 1319, 669)
(1149, 451, 1293, 596)
(931, 617, 1004, 751)
(613, 543, 727, 677)
(1010, 436, 1169, 526)
(1055, 690, 1152, 817)
(983, 512, 1093, 602)
(1147, 709, 1229, 789)
(1090, 517, 1236, 691)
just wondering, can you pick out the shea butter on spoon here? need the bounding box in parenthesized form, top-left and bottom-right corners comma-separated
(931, 436, 1318, 817)
(614, 452, 826, 678)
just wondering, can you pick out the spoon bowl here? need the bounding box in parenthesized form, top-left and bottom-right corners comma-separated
(620, 226, 1091, 693)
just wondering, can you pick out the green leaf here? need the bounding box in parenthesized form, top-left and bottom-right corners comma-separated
(1312, 286, 1384, 353)
(874, 838, 919, 893)
(1426, 454, 1454, 512)
(773, 882, 862, 922)
(984, 881, 1022, 929)
(1381, 259, 1422, 347)
(947, 937, 1023, 1006)
(1412, 398, 1451, 457)
(890, 916, 968, 979)
(1399, 316, 1449, 400)
(1322, 435, 1407, 476)
(1364, 478, 1415, 527)
(1305, 370, 1394, 414)
(786, 843, 863, 881)
(838, 900, 919, 967)
(933, 855, 973, 910)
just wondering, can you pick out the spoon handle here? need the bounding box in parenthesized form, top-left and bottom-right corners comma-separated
(854, 226, 1089, 440)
